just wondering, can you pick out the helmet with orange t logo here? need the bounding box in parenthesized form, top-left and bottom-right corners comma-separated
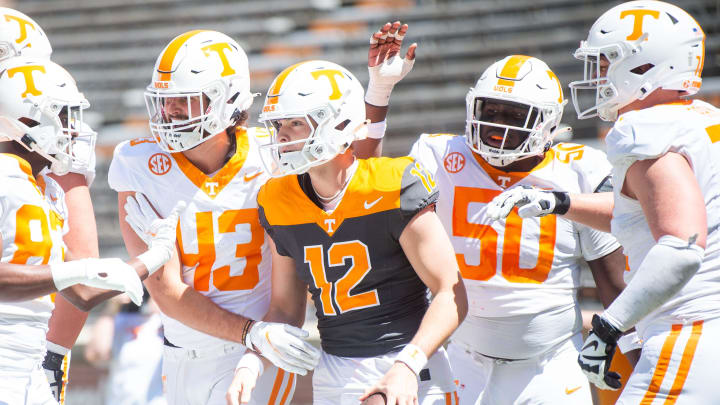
(465, 55, 566, 167)
(0, 57, 95, 175)
(144, 30, 253, 152)
(258, 60, 367, 177)
(0, 8, 52, 62)
(570, 1, 705, 121)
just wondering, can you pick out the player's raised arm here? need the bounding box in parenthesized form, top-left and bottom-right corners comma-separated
(355, 21, 417, 159)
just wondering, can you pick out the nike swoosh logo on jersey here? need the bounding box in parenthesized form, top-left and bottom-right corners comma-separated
(244, 171, 262, 182)
(565, 386, 582, 395)
(364, 196, 383, 209)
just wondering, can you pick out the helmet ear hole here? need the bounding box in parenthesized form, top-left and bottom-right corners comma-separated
(630, 64, 655, 75)
(335, 119, 350, 131)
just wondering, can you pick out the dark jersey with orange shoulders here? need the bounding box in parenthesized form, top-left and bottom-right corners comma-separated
(257, 157, 439, 357)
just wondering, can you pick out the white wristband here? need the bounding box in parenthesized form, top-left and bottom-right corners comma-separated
(136, 248, 170, 275)
(616, 331, 643, 354)
(394, 344, 427, 376)
(366, 120, 387, 140)
(236, 351, 264, 378)
(46, 341, 71, 356)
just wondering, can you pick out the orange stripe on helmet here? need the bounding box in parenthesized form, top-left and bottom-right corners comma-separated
(157, 30, 206, 81)
(266, 61, 309, 105)
(497, 55, 532, 87)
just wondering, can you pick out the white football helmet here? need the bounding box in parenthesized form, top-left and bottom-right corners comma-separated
(569, 1, 705, 121)
(0, 8, 52, 61)
(145, 30, 253, 152)
(258, 60, 368, 177)
(0, 57, 95, 175)
(465, 55, 566, 167)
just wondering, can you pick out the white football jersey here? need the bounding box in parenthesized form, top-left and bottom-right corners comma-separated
(411, 134, 619, 358)
(108, 127, 272, 349)
(607, 99, 720, 336)
(0, 154, 67, 371)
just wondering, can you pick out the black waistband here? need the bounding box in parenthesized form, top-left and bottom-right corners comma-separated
(163, 337, 180, 348)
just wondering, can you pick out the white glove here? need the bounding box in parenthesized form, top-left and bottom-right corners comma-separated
(245, 321, 321, 375)
(50, 258, 144, 306)
(365, 54, 415, 107)
(124, 194, 186, 274)
(486, 186, 569, 220)
(578, 315, 623, 391)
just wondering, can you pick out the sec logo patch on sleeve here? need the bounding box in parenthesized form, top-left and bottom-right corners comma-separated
(444, 152, 465, 173)
(148, 153, 172, 175)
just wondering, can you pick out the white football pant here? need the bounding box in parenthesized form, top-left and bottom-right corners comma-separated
(618, 317, 720, 404)
(0, 364, 57, 405)
(162, 342, 295, 405)
(312, 347, 458, 405)
(448, 333, 591, 405)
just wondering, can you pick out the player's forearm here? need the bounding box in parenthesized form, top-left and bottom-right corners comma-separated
(0, 264, 57, 301)
(60, 258, 149, 311)
(410, 282, 467, 357)
(146, 275, 250, 344)
(564, 192, 614, 232)
(352, 103, 387, 159)
(47, 176, 98, 346)
(263, 303, 305, 328)
(47, 294, 90, 348)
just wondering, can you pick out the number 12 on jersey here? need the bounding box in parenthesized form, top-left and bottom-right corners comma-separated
(304, 240, 380, 316)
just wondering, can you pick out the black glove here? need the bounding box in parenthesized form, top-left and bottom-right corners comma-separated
(577, 314, 623, 390)
(42, 349, 67, 401)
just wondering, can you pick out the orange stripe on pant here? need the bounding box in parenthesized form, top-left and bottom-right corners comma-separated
(279, 373, 295, 405)
(444, 391, 459, 405)
(664, 321, 703, 405)
(640, 322, 704, 405)
(267, 369, 285, 405)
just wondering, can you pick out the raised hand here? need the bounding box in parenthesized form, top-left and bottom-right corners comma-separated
(366, 21, 417, 107)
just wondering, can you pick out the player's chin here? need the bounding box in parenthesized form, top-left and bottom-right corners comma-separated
(361, 392, 387, 405)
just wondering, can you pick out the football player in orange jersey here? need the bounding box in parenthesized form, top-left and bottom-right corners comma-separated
(374, 53, 631, 404)
(0, 54, 181, 404)
(111, 23, 413, 405)
(488, 1, 720, 403)
(226, 59, 466, 405)
(0, 7, 130, 403)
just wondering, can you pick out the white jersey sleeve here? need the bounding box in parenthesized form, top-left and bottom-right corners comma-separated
(108, 138, 152, 194)
(409, 134, 443, 176)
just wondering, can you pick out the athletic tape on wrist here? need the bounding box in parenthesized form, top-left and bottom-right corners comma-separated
(46, 341, 70, 357)
(366, 120, 387, 139)
(236, 352, 264, 377)
(394, 344, 427, 376)
(136, 248, 168, 275)
(616, 331, 643, 354)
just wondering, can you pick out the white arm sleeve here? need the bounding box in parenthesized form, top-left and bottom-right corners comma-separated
(603, 235, 704, 332)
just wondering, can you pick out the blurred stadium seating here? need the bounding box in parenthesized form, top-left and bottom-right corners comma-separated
(9, 0, 716, 254)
